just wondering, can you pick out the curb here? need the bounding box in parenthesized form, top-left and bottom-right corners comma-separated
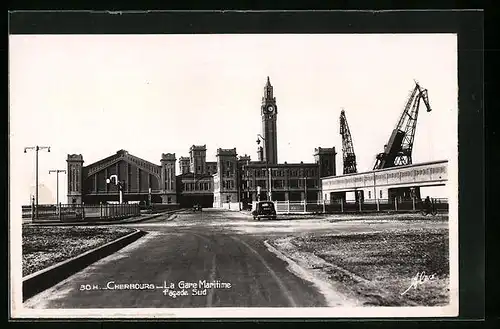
(263, 240, 359, 307)
(123, 209, 182, 224)
(265, 239, 370, 285)
(22, 229, 147, 301)
(165, 212, 179, 221)
(117, 212, 166, 224)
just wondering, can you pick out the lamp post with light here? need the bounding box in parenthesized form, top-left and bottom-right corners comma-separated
(106, 174, 123, 204)
(256, 134, 271, 201)
(24, 145, 51, 220)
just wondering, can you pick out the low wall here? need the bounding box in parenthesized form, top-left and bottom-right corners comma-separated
(141, 203, 180, 214)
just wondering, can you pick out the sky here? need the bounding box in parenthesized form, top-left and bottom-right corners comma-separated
(9, 34, 457, 205)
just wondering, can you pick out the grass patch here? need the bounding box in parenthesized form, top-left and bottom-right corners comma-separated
(287, 224, 449, 306)
(326, 213, 449, 222)
(22, 226, 135, 277)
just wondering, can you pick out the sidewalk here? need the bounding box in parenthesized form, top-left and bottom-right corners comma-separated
(24, 210, 181, 226)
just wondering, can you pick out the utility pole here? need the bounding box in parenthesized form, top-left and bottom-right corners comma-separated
(24, 146, 51, 220)
(237, 163, 241, 210)
(304, 173, 307, 213)
(49, 169, 66, 214)
(257, 134, 271, 201)
(49, 169, 66, 206)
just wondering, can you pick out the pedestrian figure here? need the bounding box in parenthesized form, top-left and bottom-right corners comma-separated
(424, 196, 431, 213)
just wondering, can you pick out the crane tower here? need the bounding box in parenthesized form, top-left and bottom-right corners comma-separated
(340, 109, 357, 174)
(373, 81, 432, 170)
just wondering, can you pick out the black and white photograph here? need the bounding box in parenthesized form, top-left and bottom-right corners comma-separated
(9, 31, 459, 318)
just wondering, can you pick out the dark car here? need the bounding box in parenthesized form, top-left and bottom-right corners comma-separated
(252, 201, 277, 221)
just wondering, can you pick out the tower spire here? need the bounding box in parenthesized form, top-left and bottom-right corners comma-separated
(263, 76, 274, 104)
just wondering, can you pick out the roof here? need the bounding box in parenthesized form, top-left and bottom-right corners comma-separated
(84, 149, 160, 169)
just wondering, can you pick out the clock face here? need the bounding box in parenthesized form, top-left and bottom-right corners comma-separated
(267, 106, 274, 113)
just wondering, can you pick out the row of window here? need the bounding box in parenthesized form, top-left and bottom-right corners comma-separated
(367, 190, 384, 199)
(213, 180, 236, 190)
(241, 179, 319, 189)
(245, 168, 317, 178)
(182, 182, 211, 191)
(214, 195, 233, 203)
(181, 161, 321, 178)
(224, 180, 235, 189)
(70, 167, 81, 192)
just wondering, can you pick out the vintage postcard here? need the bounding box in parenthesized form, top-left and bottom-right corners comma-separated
(9, 33, 459, 319)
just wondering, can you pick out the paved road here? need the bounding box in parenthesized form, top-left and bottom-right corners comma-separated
(25, 209, 341, 308)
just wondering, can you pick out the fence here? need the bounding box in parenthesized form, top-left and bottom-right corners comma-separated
(267, 198, 448, 215)
(21, 203, 141, 222)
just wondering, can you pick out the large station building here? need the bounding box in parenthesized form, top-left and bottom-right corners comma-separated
(66, 77, 337, 209)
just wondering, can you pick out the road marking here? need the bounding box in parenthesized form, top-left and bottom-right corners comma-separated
(230, 236, 298, 307)
(191, 233, 211, 244)
(206, 255, 217, 307)
(190, 232, 219, 307)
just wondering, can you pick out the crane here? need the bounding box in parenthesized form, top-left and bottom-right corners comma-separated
(340, 109, 357, 174)
(373, 81, 432, 170)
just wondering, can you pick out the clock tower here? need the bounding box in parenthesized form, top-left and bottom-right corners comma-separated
(261, 76, 278, 165)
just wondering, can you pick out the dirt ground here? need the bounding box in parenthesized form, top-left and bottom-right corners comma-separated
(22, 226, 135, 276)
(269, 218, 450, 307)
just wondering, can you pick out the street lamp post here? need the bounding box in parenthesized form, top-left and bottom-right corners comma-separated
(24, 146, 51, 220)
(193, 161, 196, 207)
(256, 134, 271, 201)
(236, 164, 241, 211)
(303, 174, 307, 213)
(49, 169, 66, 215)
(106, 174, 123, 204)
(239, 163, 249, 210)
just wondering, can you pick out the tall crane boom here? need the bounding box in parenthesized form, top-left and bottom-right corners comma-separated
(373, 81, 432, 170)
(340, 109, 357, 174)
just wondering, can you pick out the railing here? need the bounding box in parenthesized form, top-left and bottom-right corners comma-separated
(21, 203, 141, 222)
(265, 198, 448, 214)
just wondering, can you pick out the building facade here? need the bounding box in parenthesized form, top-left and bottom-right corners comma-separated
(212, 148, 336, 210)
(212, 77, 337, 209)
(66, 150, 177, 205)
(67, 77, 337, 208)
(176, 144, 217, 207)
